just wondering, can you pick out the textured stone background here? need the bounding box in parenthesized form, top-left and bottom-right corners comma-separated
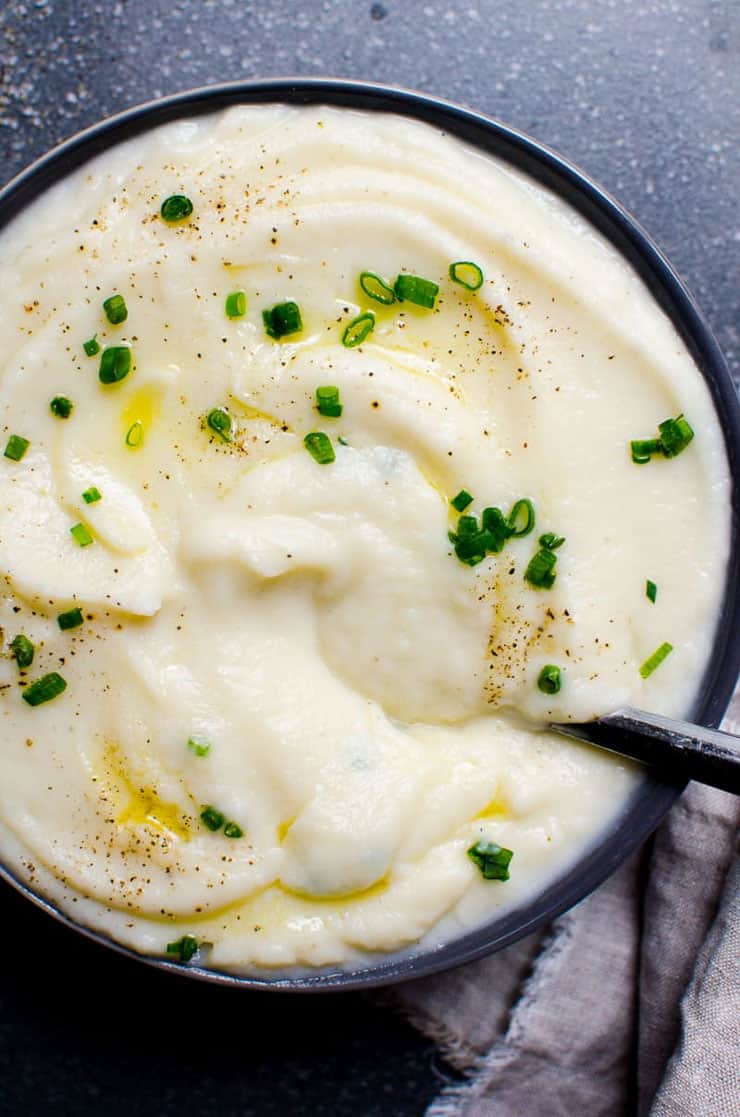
(0, 2, 737, 1115)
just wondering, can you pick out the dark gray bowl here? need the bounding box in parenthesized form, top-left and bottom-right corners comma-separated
(1, 79, 738, 991)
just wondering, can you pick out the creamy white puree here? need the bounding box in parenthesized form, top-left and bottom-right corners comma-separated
(0, 106, 730, 972)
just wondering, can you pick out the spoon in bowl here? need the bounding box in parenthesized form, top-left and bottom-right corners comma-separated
(551, 708, 740, 794)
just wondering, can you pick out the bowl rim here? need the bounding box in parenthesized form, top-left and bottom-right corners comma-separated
(1, 77, 738, 992)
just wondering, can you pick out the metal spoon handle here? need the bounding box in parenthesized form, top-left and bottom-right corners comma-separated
(551, 707, 740, 794)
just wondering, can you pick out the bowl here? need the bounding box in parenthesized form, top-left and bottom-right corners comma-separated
(1, 78, 738, 991)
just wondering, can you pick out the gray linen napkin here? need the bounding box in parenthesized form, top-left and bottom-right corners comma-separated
(394, 690, 740, 1116)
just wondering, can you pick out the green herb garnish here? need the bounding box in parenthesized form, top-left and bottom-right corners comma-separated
(524, 547, 558, 589)
(57, 607, 84, 630)
(450, 490, 473, 513)
(507, 498, 535, 537)
(225, 291, 247, 319)
(342, 311, 375, 348)
(539, 532, 565, 550)
(200, 805, 225, 831)
(359, 271, 396, 305)
(393, 273, 439, 309)
(82, 486, 102, 504)
(639, 642, 673, 679)
(22, 672, 67, 706)
(631, 414, 694, 463)
(125, 421, 143, 448)
(103, 294, 128, 325)
(187, 738, 211, 758)
(304, 431, 335, 465)
(50, 396, 73, 419)
(262, 301, 303, 339)
(537, 664, 562, 694)
(165, 934, 199, 963)
(206, 408, 233, 442)
(70, 523, 93, 547)
(83, 336, 100, 357)
(467, 840, 513, 881)
(646, 579, 657, 604)
(223, 821, 243, 839)
(160, 195, 193, 223)
(4, 435, 29, 462)
(10, 634, 34, 669)
(99, 346, 131, 385)
(316, 386, 343, 418)
(449, 261, 484, 291)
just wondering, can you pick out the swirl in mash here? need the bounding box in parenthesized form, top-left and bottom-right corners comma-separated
(0, 106, 729, 971)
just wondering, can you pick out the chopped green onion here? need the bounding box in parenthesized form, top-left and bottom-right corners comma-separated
(125, 420, 144, 448)
(304, 431, 335, 465)
(524, 547, 558, 589)
(103, 294, 128, 325)
(58, 607, 83, 630)
(456, 515, 479, 536)
(200, 805, 225, 831)
(481, 507, 511, 553)
(223, 821, 243, 839)
(316, 386, 343, 418)
(99, 346, 131, 385)
(22, 671, 67, 707)
(50, 396, 73, 419)
(4, 435, 29, 462)
(646, 579, 657, 604)
(83, 336, 100, 357)
(225, 291, 247, 319)
(359, 271, 396, 305)
(639, 642, 673, 679)
(451, 490, 474, 513)
(165, 934, 199, 963)
(82, 486, 102, 504)
(449, 261, 484, 291)
(187, 737, 211, 758)
(631, 438, 661, 464)
(454, 539, 487, 566)
(206, 408, 233, 442)
(160, 195, 193, 223)
(467, 840, 513, 881)
(262, 301, 303, 339)
(342, 311, 375, 348)
(538, 664, 562, 694)
(70, 523, 93, 547)
(507, 498, 535, 537)
(658, 414, 694, 457)
(539, 532, 565, 550)
(393, 273, 439, 309)
(10, 634, 34, 669)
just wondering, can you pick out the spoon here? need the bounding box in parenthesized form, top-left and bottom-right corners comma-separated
(551, 708, 740, 794)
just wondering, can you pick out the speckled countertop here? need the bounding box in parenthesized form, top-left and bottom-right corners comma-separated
(0, 2, 737, 1114)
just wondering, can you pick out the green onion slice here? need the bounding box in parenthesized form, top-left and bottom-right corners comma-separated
(304, 431, 335, 465)
(480, 507, 510, 553)
(262, 301, 303, 339)
(449, 261, 484, 291)
(50, 396, 73, 419)
(99, 346, 131, 385)
(10, 634, 34, 669)
(658, 414, 694, 457)
(160, 195, 193, 223)
(225, 291, 247, 319)
(359, 271, 396, 305)
(22, 672, 67, 707)
(82, 486, 102, 504)
(83, 336, 100, 357)
(525, 547, 558, 589)
(201, 805, 225, 831)
(4, 435, 29, 462)
(646, 579, 657, 604)
(165, 934, 199, 963)
(538, 664, 562, 694)
(125, 420, 144, 448)
(467, 840, 513, 881)
(456, 515, 479, 536)
(103, 294, 128, 325)
(451, 489, 473, 513)
(640, 642, 673, 679)
(223, 821, 243, 839)
(507, 498, 535, 537)
(539, 532, 565, 550)
(187, 737, 211, 758)
(316, 386, 343, 418)
(58, 606, 84, 630)
(393, 273, 439, 309)
(70, 523, 93, 547)
(630, 438, 661, 464)
(342, 311, 375, 348)
(206, 408, 233, 442)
